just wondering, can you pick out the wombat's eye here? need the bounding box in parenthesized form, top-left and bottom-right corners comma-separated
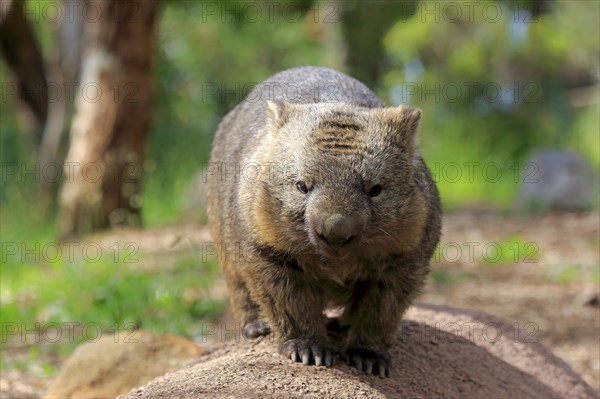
(368, 184, 382, 197)
(296, 181, 309, 194)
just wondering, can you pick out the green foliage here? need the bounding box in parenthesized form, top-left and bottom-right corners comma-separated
(3, 1, 597, 225)
(382, 0, 599, 208)
(144, 1, 340, 225)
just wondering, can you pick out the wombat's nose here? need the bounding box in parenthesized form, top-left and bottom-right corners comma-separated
(317, 214, 356, 247)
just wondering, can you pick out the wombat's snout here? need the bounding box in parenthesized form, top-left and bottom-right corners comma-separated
(315, 213, 361, 248)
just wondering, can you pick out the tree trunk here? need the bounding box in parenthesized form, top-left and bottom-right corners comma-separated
(39, 0, 85, 203)
(59, 0, 159, 239)
(39, 0, 85, 183)
(0, 0, 48, 149)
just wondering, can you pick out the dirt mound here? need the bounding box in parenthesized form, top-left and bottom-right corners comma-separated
(120, 304, 598, 399)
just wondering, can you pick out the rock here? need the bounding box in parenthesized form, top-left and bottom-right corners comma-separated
(118, 304, 598, 399)
(517, 150, 596, 213)
(44, 330, 203, 399)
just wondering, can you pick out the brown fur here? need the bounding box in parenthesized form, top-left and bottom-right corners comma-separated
(206, 67, 441, 376)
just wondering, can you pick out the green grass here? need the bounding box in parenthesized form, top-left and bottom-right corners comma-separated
(1, 247, 223, 341)
(1, 249, 224, 375)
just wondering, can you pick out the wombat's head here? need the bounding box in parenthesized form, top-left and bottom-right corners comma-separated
(248, 101, 428, 261)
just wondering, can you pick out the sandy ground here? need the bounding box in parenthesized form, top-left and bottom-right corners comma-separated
(1, 209, 598, 397)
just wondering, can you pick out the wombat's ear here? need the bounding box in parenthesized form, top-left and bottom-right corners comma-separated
(381, 105, 422, 148)
(266, 100, 291, 129)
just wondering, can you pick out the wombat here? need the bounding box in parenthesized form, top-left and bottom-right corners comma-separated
(206, 66, 441, 377)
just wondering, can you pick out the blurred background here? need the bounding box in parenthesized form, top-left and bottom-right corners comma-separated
(1, 0, 598, 396)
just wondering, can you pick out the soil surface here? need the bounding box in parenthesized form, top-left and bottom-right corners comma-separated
(117, 303, 598, 399)
(422, 208, 599, 391)
(2, 209, 598, 398)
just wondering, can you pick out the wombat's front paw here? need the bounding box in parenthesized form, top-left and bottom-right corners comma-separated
(279, 338, 335, 367)
(242, 320, 271, 339)
(346, 348, 390, 378)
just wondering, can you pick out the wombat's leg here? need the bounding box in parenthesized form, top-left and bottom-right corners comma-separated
(243, 260, 336, 367)
(343, 271, 422, 378)
(223, 267, 271, 339)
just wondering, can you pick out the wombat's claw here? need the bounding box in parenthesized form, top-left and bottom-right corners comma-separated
(243, 320, 271, 339)
(279, 338, 335, 367)
(346, 348, 390, 378)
